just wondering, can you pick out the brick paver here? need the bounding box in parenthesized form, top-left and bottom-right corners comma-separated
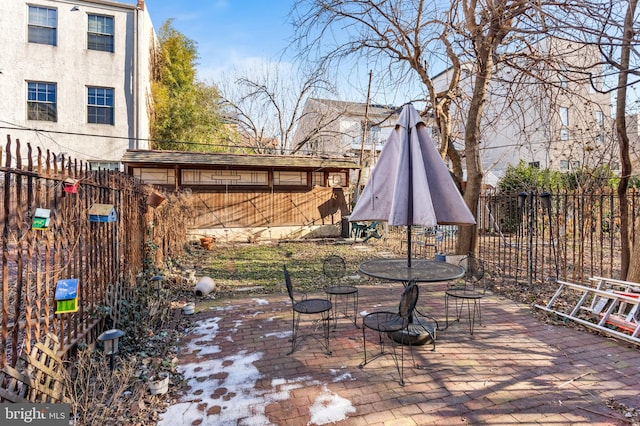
(161, 283, 640, 425)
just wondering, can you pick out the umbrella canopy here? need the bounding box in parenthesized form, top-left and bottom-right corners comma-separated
(350, 103, 475, 265)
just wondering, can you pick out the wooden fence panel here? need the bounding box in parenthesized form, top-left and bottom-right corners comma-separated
(190, 187, 348, 229)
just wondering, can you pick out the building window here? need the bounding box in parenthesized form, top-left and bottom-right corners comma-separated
(88, 15, 114, 52)
(560, 128, 570, 141)
(559, 107, 569, 126)
(90, 161, 122, 171)
(558, 67, 568, 89)
(181, 169, 268, 186)
(28, 6, 57, 46)
(560, 160, 569, 170)
(570, 161, 580, 170)
(328, 172, 347, 187)
(88, 87, 114, 124)
(595, 110, 604, 127)
(528, 161, 540, 169)
(27, 82, 57, 122)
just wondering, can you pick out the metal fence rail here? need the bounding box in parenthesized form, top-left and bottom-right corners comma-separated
(478, 189, 636, 285)
(382, 188, 638, 287)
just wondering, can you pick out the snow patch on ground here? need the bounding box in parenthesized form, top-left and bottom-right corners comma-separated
(308, 385, 357, 425)
(158, 309, 356, 425)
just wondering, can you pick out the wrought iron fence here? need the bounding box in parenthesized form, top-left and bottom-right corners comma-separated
(384, 188, 639, 286)
(479, 189, 636, 285)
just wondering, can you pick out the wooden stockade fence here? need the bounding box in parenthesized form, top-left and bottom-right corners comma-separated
(0, 136, 190, 369)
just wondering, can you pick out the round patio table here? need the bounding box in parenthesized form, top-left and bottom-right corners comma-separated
(359, 258, 465, 346)
(359, 258, 464, 284)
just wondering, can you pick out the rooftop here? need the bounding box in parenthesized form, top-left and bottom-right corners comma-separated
(121, 149, 360, 170)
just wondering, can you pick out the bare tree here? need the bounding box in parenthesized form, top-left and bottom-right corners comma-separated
(292, 0, 464, 169)
(458, 37, 618, 183)
(218, 62, 337, 155)
(293, 0, 545, 255)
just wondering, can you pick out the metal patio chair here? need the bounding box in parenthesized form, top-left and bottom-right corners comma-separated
(359, 282, 419, 386)
(283, 264, 333, 355)
(444, 255, 486, 336)
(322, 255, 359, 329)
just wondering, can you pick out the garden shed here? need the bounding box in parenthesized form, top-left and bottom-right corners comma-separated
(121, 150, 359, 242)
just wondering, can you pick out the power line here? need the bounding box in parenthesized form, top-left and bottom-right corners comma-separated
(0, 122, 353, 158)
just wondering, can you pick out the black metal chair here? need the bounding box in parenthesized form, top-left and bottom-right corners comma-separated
(283, 264, 333, 355)
(359, 282, 419, 386)
(445, 255, 486, 336)
(323, 255, 359, 329)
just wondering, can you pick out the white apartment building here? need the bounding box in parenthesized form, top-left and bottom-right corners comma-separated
(0, 0, 155, 169)
(434, 37, 615, 178)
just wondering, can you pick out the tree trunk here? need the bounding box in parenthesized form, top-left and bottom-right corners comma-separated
(628, 217, 640, 282)
(616, 0, 637, 280)
(457, 44, 492, 257)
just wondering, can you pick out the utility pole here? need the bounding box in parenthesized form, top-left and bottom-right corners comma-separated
(354, 70, 373, 205)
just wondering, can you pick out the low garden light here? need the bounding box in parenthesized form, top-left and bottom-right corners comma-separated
(151, 275, 163, 298)
(98, 328, 124, 371)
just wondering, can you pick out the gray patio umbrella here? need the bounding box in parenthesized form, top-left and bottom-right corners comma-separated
(350, 103, 475, 267)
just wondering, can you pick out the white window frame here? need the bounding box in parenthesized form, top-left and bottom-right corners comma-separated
(87, 87, 114, 125)
(88, 14, 114, 52)
(559, 107, 569, 127)
(28, 6, 57, 46)
(595, 110, 604, 127)
(27, 81, 57, 122)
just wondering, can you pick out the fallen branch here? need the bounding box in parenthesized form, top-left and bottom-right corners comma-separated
(559, 371, 592, 388)
(576, 405, 628, 423)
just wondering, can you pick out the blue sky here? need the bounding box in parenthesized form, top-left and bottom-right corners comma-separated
(143, 0, 432, 106)
(145, 0, 296, 84)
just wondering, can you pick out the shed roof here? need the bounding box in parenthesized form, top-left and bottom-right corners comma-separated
(121, 150, 359, 170)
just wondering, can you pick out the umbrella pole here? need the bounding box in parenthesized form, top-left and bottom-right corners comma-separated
(407, 122, 413, 268)
(407, 226, 412, 268)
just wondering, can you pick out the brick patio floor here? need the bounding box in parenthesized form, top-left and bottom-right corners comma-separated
(161, 281, 640, 426)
